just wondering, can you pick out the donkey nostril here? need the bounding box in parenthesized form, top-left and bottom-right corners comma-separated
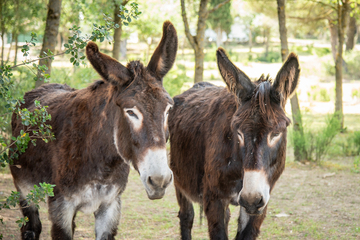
(255, 196, 265, 209)
(147, 176, 154, 187)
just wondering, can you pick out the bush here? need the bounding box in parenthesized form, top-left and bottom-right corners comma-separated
(307, 85, 333, 102)
(313, 47, 331, 57)
(255, 51, 282, 63)
(353, 131, 360, 154)
(353, 156, 360, 173)
(291, 113, 342, 163)
(163, 63, 192, 97)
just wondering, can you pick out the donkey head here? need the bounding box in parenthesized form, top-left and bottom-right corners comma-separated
(86, 21, 177, 200)
(217, 48, 300, 215)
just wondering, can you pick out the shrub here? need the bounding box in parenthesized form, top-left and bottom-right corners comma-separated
(163, 63, 192, 97)
(291, 113, 342, 163)
(255, 51, 282, 63)
(353, 156, 360, 173)
(307, 85, 333, 102)
(313, 47, 331, 57)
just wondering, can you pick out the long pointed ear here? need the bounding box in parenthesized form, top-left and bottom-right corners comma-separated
(147, 21, 178, 80)
(86, 41, 132, 86)
(216, 47, 254, 101)
(272, 52, 300, 102)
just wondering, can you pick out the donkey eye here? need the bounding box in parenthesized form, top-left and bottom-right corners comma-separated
(272, 132, 281, 138)
(127, 110, 138, 118)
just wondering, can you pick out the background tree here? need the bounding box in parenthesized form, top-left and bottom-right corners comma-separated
(277, 0, 305, 161)
(181, 0, 231, 83)
(334, 0, 350, 128)
(35, 0, 62, 88)
(346, 14, 357, 51)
(113, 0, 129, 60)
(207, 0, 233, 47)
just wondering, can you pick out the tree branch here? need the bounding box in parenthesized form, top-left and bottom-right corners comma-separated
(288, 10, 333, 22)
(10, 52, 65, 69)
(180, 0, 196, 50)
(122, 0, 130, 6)
(306, 0, 337, 11)
(207, 0, 231, 15)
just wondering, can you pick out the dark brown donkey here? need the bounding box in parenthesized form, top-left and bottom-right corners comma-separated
(169, 48, 300, 239)
(10, 21, 177, 240)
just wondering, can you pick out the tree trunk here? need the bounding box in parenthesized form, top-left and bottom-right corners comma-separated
(1, 32, 4, 67)
(0, 0, 3, 67)
(328, 19, 338, 62)
(181, 0, 230, 83)
(216, 27, 222, 47)
(194, 48, 204, 83)
(277, 0, 304, 161)
(194, 0, 208, 83)
(35, 0, 62, 88)
(346, 16, 356, 51)
(112, 2, 122, 60)
(335, 0, 349, 129)
(112, 0, 129, 60)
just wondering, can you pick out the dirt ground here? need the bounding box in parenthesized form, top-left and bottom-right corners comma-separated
(1, 162, 359, 240)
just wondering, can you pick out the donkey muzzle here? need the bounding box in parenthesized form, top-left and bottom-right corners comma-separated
(238, 170, 270, 215)
(138, 148, 173, 200)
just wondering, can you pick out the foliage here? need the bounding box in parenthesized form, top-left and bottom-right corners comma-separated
(163, 64, 192, 97)
(0, 182, 55, 230)
(255, 51, 282, 63)
(291, 113, 342, 163)
(335, 131, 360, 157)
(353, 156, 360, 173)
(207, 0, 233, 34)
(64, 3, 141, 67)
(307, 85, 333, 102)
(313, 47, 331, 57)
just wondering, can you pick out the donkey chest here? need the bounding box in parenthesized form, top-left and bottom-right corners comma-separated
(67, 183, 121, 214)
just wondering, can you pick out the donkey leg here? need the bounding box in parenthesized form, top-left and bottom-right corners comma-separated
(19, 197, 42, 240)
(224, 205, 230, 238)
(94, 196, 122, 240)
(204, 196, 227, 240)
(235, 206, 266, 240)
(48, 196, 77, 240)
(175, 188, 194, 240)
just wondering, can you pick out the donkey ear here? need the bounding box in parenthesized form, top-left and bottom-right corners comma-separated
(147, 21, 178, 80)
(86, 41, 132, 86)
(272, 52, 300, 102)
(216, 47, 254, 100)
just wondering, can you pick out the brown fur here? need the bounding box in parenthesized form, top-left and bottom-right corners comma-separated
(10, 21, 178, 240)
(169, 48, 300, 240)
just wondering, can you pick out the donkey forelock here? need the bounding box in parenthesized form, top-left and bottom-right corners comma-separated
(233, 77, 291, 133)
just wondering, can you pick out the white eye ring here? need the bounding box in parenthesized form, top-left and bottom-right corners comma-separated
(268, 131, 282, 146)
(124, 107, 143, 131)
(237, 130, 244, 145)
